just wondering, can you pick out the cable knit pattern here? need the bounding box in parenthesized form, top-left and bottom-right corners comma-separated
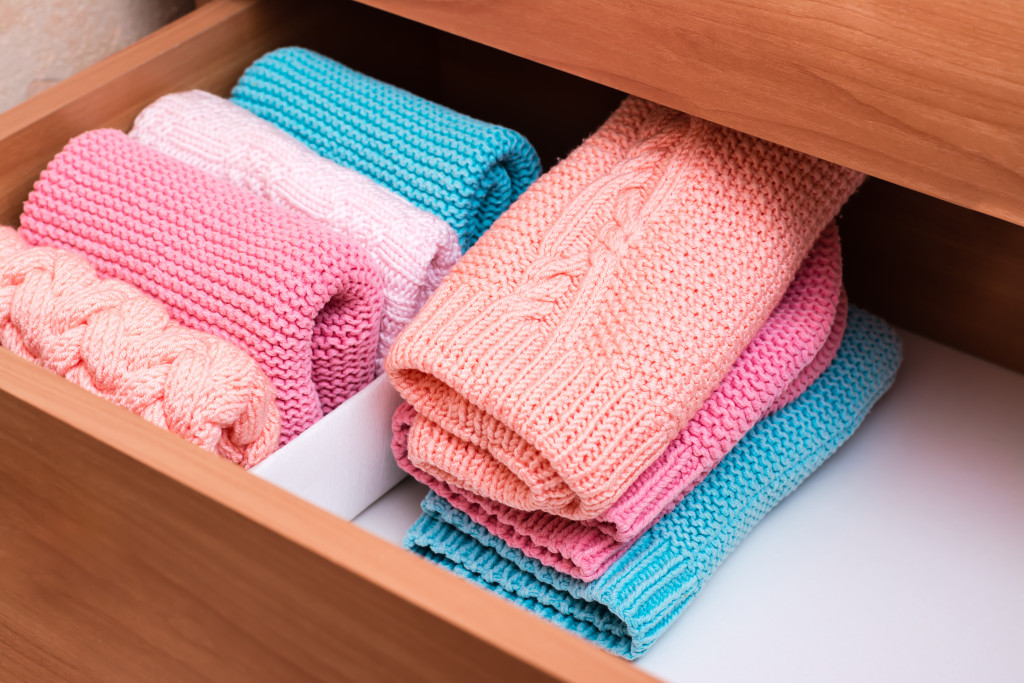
(0, 226, 280, 465)
(404, 307, 903, 659)
(387, 97, 865, 519)
(19, 129, 383, 443)
(393, 226, 847, 580)
(230, 47, 542, 252)
(129, 90, 460, 375)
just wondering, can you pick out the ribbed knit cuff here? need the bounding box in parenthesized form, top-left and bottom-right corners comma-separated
(230, 47, 542, 252)
(130, 90, 460, 376)
(393, 225, 846, 580)
(404, 306, 903, 659)
(20, 129, 383, 443)
(0, 226, 280, 465)
(388, 97, 865, 519)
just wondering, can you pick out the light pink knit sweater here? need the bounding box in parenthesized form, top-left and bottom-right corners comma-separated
(393, 225, 847, 579)
(20, 129, 383, 443)
(387, 97, 864, 519)
(129, 90, 460, 375)
(0, 226, 280, 465)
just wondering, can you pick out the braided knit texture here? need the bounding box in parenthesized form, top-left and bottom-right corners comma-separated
(0, 226, 280, 465)
(19, 129, 383, 444)
(387, 97, 865, 520)
(129, 91, 460, 375)
(404, 306, 903, 659)
(393, 225, 847, 580)
(230, 47, 542, 252)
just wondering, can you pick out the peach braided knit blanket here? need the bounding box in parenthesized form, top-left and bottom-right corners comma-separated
(20, 129, 384, 444)
(393, 225, 847, 580)
(387, 97, 864, 519)
(0, 226, 280, 465)
(129, 90, 460, 375)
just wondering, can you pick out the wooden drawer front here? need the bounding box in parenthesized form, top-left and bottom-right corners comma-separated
(0, 0, 1020, 681)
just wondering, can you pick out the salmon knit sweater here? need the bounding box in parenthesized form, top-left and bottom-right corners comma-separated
(129, 90, 460, 375)
(392, 225, 847, 579)
(20, 129, 383, 443)
(0, 226, 280, 465)
(386, 97, 865, 519)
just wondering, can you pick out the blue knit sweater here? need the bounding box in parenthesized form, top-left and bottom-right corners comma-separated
(404, 306, 902, 659)
(231, 47, 542, 251)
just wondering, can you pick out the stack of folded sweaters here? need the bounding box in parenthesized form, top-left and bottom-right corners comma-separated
(386, 97, 902, 658)
(1, 47, 541, 462)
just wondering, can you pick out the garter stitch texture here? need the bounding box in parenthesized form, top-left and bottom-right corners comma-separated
(393, 225, 848, 580)
(387, 97, 865, 519)
(230, 47, 542, 251)
(0, 227, 280, 466)
(20, 129, 383, 444)
(404, 306, 903, 659)
(129, 91, 461, 375)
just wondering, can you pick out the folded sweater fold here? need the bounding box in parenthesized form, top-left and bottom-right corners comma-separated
(387, 96, 865, 519)
(20, 129, 383, 443)
(393, 224, 847, 580)
(230, 47, 542, 251)
(404, 306, 903, 659)
(0, 226, 280, 465)
(129, 90, 460, 375)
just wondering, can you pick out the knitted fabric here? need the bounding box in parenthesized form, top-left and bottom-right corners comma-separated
(404, 306, 903, 659)
(230, 47, 542, 252)
(393, 226, 848, 581)
(129, 90, 460, 375)
(20, 129, 383, 444)
(387, 97, 865, 520)
(0, 226, 280, 465)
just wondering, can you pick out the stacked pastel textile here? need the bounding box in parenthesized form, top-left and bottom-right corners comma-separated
(20, 129, 384, 444)
(389, 97, 900, 657)
(129, 90, 461, 375)
(231, 47, 542, 252)
(0, 226, 280, 466)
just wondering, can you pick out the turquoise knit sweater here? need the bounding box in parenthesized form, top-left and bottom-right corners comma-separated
(403, 306, 902, 659)
(231, 47, 542, 251)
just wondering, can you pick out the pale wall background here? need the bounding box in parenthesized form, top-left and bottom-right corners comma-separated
(0, 0, 194, 112)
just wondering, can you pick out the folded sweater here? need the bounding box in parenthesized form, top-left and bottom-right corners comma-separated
(231, 47, 542, 251)
(130, 90, 460, 375)
(0, 226, 280, 465)
(20, 129, 383, 443)
(393, 224, 847, 580)
(404, 306, 902, 659)
(387, 96, 865, 519)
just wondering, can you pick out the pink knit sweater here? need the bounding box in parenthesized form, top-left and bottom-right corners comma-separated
(129, 91, 460, 375)
(20, 129, 383, 443)
(0, 226, 280, 465)
(393, 225, 847, 579)
(387, 97, 864, 519)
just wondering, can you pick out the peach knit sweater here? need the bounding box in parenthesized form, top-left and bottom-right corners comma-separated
(0, 226, 280, 465)
(387, 97, 864, 519)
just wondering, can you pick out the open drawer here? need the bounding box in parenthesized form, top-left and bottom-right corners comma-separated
(0, 1, 1021, 681)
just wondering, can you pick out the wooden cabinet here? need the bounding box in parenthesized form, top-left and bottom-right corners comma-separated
(1, 1, 1020, 680)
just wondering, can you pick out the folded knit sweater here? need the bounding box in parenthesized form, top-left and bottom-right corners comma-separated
(404, 306, 903, 659)
(20, 129, 383, 443)
(387, 97, 865, 519)
(231, 47, 542, 251)
(393, 225, 847, 580)
(130, 90, 460, 375)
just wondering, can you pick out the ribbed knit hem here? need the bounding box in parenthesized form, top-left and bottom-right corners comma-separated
(230, 47, 542, 251)
(129, 90, 461, 375)
(404, 306, 903, 659)
(388, 97, 864, 518)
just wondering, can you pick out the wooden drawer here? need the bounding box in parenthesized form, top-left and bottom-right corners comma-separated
(0, 1, 1021, 681)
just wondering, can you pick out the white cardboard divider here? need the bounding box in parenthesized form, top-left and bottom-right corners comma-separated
(250, 374, 407, 520)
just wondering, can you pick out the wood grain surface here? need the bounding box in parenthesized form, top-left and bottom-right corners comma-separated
(0, 352, 650, 683)
(353, 0, 1024, 226)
